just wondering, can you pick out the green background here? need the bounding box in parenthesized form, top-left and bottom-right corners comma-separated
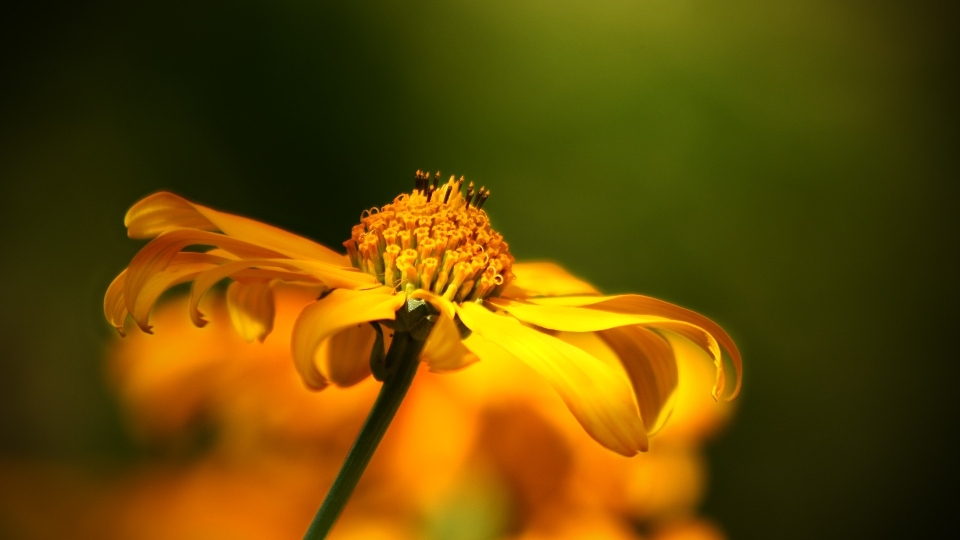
(1, 1, 957, 537)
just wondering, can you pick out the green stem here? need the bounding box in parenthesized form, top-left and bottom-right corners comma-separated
(302, 330, 425, 540)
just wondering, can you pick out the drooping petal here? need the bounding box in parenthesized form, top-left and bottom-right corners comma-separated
(529, 294, 741, 400)
(501, 262, 600, 299)
(456, 302, 648, 456)
(123, 229, 283, 319)
(186, 259, 378, 327)
(104, 270, 128, 335)
(124, 192, 219, 237)
(655, 322, 725, 400)
(186, 258, 377, 328)
(323, 323, 376, 387)
(421, 312, 478, 373)
(487, 297, 670, 332)
(226, 280, 275, 343)
(127, 252, 229, 332)
(125, 192, 348, 265)
(291, 288, 404, 390)
(597, 326, 678, 435)
(594, 296, 740, 400)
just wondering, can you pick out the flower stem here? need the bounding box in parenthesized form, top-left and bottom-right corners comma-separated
(302, 330, 426, 540)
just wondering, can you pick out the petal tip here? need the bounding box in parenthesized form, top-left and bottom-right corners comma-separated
(190, 307, 208, 327)
(302, 379, 328, 392)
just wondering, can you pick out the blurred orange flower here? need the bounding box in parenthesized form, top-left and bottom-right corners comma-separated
(0, 285, 733, 539)
(105, 176, 740, 455)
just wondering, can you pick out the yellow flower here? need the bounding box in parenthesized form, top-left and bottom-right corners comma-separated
(104, 172, 741, 456)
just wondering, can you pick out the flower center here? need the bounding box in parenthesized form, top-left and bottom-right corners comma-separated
(344, 171, 515, 302)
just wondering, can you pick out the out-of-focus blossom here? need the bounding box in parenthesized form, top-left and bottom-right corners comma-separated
(1, 287, 733, 539)
(105, 178, 740, 455)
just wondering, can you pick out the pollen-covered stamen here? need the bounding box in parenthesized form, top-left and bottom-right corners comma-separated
(343, 173, 515, 302)
(465, 182, 475, 207)
(414, 170, 429, 193)
(476, 188, 490, 209)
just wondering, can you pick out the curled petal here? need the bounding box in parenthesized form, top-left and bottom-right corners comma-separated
(593, 296, 740, 400)
(501, 262, 600, 299)
(226, 280, 275, 343)
(456, 302, 648, 456)
(125, 192, 347, 265)
(187, 258, 377, 327)
(291, 288, 404, 390)
(529, 294, 741, 400)
(421, 312, 478, 373)
(127, 252, 227, 332)
(186, 259, 377, 327)
(124, 192, 218, 237)
(123, 229, 283, 319)
(104, 270, 128, 335)
(487, 297, 669, 331)
(656, 322, 725, 400)
(323, 323, 376, 387)
(597, 326, 678, 434)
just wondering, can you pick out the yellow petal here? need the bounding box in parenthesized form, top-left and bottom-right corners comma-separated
(189, 259, 348, 326)
(127, 252, 226, 332)
(226, 280, 275, 343)
(597, 326, 678, 434)
(501, 262, 600, 299)
(420, 312, 478, 373)
(125, 192, 347, 265)
(487, 297, 670, 331)
(656, 322, 726, 400)
(123, 229, 283, 319)
(104, 270, 128, 335)
(322, 323, 376, 387)
(595, 295, 740, 400)
(656, 332, 734, 442)
(187, 259, 376, 327)
(530, 294, 741, 400)
(456, 302, 648, 456)
(124, 192, 218, 237)
(527, 295, 619, 307)
(279, 259, 379, 289)
(291, 288, 404, 390)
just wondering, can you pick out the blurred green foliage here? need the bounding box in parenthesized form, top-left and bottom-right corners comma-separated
(1, 1, 957, 538)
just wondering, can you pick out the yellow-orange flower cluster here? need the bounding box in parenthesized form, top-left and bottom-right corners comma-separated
(344, 172, 515, 301)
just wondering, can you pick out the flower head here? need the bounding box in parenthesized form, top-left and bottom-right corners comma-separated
(105, 172, 741, 456)
(344, 171, 514, 302)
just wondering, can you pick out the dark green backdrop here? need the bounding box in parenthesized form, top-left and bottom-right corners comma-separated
(2, 1, 957, 538)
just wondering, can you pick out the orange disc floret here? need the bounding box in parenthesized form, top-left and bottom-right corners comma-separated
(343, 171, 515, 301)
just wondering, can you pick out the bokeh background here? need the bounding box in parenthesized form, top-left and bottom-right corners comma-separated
(1, 0, 958, 538)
